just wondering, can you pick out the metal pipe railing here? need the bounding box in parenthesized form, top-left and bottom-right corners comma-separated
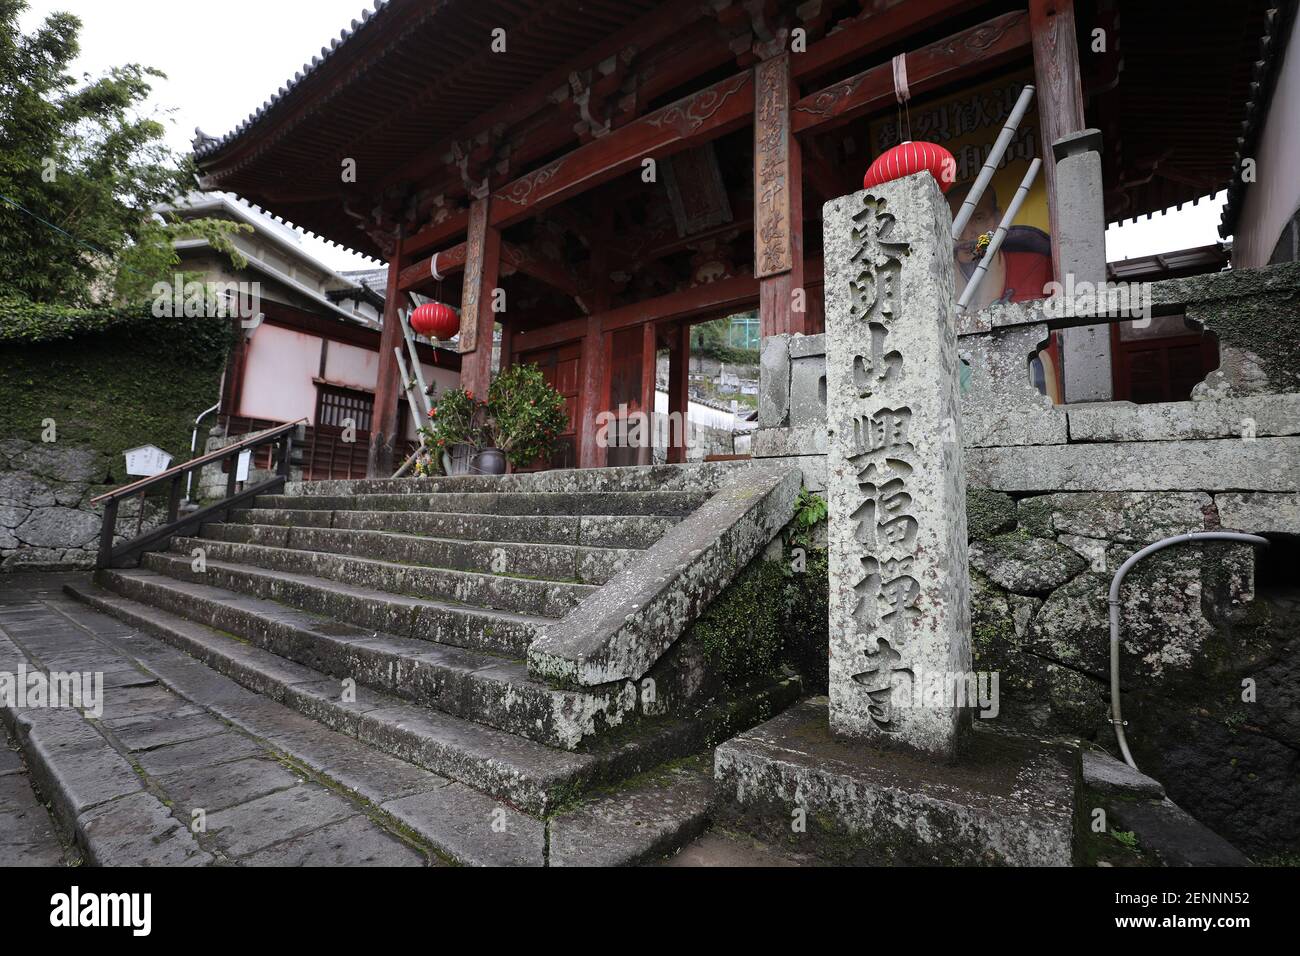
(1107, 531, 1271, 770)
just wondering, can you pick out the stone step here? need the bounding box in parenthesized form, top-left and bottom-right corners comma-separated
(200, 522, 639, 585)
(134, 552, 542, 657)
(0, 633, 213, 866)
(97, 569, 632, 750)
(64, 581, 803, 815)
(659, 827, 820, 867)
(161, 539, 595, 620)
(229, 508, 679, 549)
(66, 581, 603, 813)
(252, 489, 711, 517)
(547, 756, 714, 866)
(285, 460, 756, 497)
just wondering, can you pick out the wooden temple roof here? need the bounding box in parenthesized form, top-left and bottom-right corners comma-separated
(194, 0, 1280, 262)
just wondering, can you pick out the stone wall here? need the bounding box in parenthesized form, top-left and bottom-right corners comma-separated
(753, 260, 1300, 859)
(0, 440, 164, 570)
(0, 441, 109, 569)
(0, 310, 230, 570)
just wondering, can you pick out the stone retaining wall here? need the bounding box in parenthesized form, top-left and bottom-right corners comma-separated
(752, 260, 1300, 859)
(0, 441, 110, 570)
(0, 441, 163, 571)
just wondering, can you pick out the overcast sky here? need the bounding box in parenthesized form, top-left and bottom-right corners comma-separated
(21, 0, 1229, 272)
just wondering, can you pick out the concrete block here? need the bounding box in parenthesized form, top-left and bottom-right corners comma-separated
(966, 438, 1300, 492)
(713, 698, 1076, 866)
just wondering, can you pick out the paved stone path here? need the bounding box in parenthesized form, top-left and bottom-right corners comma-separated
(0, 573, 439, 866)
(0, 722, 72, 866)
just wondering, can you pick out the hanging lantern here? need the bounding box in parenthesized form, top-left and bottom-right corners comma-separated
(862, 141, 956, 194)
(410, 302, 459, 340)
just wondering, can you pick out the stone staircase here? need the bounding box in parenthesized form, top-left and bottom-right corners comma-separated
(63, 461, 804, 861)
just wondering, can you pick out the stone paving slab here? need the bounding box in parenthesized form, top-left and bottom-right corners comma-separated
(0, 725, 70, 866)
(78, 791, 213, 867)
(659, 829, 814, 867)
(241, 814, 429, 867)
(156, 756, 304, 818)
(103, 706, 226, 752)
(0, 584, 440, 866)
(134, 731, 267, 776)
(382, 782, 546, 867)
(548, 758, 714, 867)
(204, 785, 358, 857)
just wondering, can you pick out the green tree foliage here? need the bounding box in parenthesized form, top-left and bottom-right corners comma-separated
(690, 313, 760, 365)
(487, 364, 569, 468)
(0, 0, 247, 306)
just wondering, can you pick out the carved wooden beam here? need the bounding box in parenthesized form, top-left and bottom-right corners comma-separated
(792, 11, 1032, 135)
(489, 70, 755, 229)
(372, 0, 710, 193)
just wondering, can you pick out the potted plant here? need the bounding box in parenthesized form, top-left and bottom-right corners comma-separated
(419, 386, 486, 476)
(419, 368, 566, 475)
(484, 364, 568, 472)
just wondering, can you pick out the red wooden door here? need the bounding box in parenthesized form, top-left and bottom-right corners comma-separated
(515, 342, 581, 469)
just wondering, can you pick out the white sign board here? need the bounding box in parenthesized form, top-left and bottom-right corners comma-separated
(236, 449, 252, 482)
(123, 445, 173, 477)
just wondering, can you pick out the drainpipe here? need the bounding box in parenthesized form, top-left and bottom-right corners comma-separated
(1108, 531, 1271, 770)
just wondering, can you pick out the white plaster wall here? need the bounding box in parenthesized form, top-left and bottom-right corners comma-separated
(238, 324, 321, 424)
(652, 389, 741, 430)
(324, 340, 380, 392)
(1234, 13, 1300, 268)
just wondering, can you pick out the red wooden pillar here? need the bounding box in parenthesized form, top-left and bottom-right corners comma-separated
(577, 220, 613, 469)
(638, 321, 657, 465)
(577, 315, 608, 469)
(1029, 0, 1086, 281)
(666, 322, 690, 464)
(367, 226, 406, 478)
(459, 196, 502, 399)
(220, 314, 250, 419)
(754, 53, 806, 337)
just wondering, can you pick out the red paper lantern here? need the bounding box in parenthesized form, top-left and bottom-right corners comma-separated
(410, 302, 459, 340)
(862, 141, 956, 194)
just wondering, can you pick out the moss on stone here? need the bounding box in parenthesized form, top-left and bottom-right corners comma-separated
(682, 539, 829, 690)
(689, 557, 786, 681)
(1016, 494, 1055, 538)
(0, 313, 232, 485)
(966, 488, 1017, 539)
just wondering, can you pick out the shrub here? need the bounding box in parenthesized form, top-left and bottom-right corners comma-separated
(486, 364, 568, 469)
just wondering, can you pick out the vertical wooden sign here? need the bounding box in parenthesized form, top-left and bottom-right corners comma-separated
(754, 54, 794, 280)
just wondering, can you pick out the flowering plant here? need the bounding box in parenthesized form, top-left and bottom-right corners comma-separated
(418, 386, 487, 453)
(487, 364, 568, 468)
(418, 367, 566, 469)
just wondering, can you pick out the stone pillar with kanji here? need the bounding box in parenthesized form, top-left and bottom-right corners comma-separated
(822, 172, 972, 760)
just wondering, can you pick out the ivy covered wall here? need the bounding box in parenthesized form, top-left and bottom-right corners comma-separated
(0, 305, 233, 569)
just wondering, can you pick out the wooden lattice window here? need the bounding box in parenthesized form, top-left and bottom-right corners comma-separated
(315, 384, 374, 434)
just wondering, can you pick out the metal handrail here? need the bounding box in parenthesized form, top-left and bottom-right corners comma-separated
(94, 418, 305, 570)
(90, 419, 305, 505)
